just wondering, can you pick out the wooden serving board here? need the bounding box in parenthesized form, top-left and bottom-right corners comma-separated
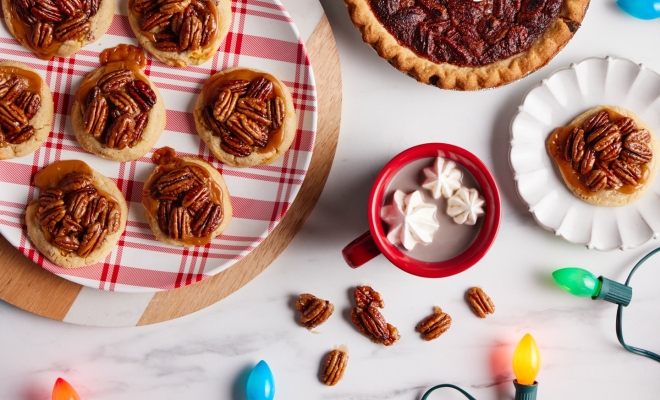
(0, 13, 342, 326)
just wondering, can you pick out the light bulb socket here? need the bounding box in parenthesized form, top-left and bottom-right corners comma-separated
(513, 380, 538, 400)
(593, 277, 632, 306)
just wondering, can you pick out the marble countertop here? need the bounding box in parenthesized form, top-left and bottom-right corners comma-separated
(2, 0, 660, 399)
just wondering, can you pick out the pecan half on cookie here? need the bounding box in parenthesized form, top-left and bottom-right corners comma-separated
(72, 45, 166, 162)
(25, 160, 128, 268)
(141, 147, 232, 247)
(350, 286, 400, 346)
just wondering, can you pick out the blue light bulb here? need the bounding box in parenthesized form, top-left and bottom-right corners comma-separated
(246, 360, 275, 400)
(617, 0, 660, 20)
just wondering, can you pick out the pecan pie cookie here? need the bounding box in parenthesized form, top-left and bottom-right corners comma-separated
(193, 67, 297, 168)
(2, 0, 113, 60)
(0, 61, 54, 160)
(25, 160, 128, 268)
(547, 106, 660, 207)
(127, 0, 232, 67)
(344, 0, 590, 90)
(71, 45, 166, 162)
(142, 147, 232, 247)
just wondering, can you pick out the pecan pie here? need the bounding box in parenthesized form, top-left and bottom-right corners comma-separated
(0, 61, 54, 160)
(142, 146, 232, 247)
(193, 67, 297, 168)
(344, 0, 590, 90)
(2, 0, 113, 59)
(127, 0, 232, 67)
(25, 160, 128, 268)
(547, 106, 660, 207)
(71, 45, 166, 162)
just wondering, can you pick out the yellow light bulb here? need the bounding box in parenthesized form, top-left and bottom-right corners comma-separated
(512, 334, 541, 386)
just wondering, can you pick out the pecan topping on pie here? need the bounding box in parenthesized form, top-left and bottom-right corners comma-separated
(548, 107, 656, 201)
(201, 74, 286, 158)
(77, 45, 157, 151)
(33, 164, 121, 257)
(142, 147, 230, 246)
(350, 286, 400, 346)
(0, 70, 42, 148)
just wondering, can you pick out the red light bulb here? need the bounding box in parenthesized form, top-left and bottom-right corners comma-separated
(52, 378, 81, 400)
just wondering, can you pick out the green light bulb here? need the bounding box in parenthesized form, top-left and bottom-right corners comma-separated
(552, 268, 602, 297)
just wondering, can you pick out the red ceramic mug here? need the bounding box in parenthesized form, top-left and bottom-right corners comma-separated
(342, 143, 501, 278)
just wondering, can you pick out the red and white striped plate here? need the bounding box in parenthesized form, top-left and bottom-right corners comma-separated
(0, 0, 316, 292)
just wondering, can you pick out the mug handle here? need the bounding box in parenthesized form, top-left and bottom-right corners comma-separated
(342, 231, 382, 268)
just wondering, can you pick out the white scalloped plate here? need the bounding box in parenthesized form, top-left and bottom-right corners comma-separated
(510, 57, 660, 251)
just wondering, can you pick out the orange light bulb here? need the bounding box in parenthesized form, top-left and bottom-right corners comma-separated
(52, 378, 81, 400)
(512, 334, 541, 386)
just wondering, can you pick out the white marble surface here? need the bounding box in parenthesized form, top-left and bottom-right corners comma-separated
(3, 0, 660, 399)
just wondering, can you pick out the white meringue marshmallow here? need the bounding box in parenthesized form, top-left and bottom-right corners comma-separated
(422, 157, 463, 199)
(446, 187, 485, 225)
(381, 190, 439, 250)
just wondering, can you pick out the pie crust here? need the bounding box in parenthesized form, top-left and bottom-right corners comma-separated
(344, 0, 591, 90)
(26, 163, 129, 268)
(0, 61, 54, 160)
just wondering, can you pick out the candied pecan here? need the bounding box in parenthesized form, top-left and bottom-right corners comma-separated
(53, 235, 80, 252)
(159, 0, 190, 14)
(78, 221, 107, 257)
(351, 304, 400, 346)
(53, 13, 91, 41)
(467, 287, 495, 318)
(105, 201, 120, 233)
(203, 105, 223, 135)
(190, 202, 221, 237)
(181, 185, 210, 212)
(154, 41, 181, 52)
(586, 124, 617, 146)
(141, 10, 172, 32)
(179, 15, 202, 51)
(563, 127, 584, 162)
(212, 89, 238, 123)
(82, 196, 107, 227)
(626, 129, 651, 144)
(108, 91, 141, 116)
(236, 98, 271, 126)
(220, 129, 252, 157)
(86, 86, 101, 105)
(38, 188, 62, 207)
(56, 214, 83, 236)
(38, 197, 66, 230)
(16, 0, 34, 10)
(134, 0, 158, 13)
(83, 0, 99, 16)
(596, 162, 623, 190)
(295, 293, 334, 329)
(154, 31, 178, 42)
(83, 96, 109, 138)
(579, 148, 596, 175)
(17, 4, 38, 24)
(60, 172, 93, 193)
(64, 187, 97, 220)
(32, 0, 63, 22)
(218, 80, 250, 95)
(416, 306, 452, 341)
(583, 110, 610, 133)
(0, 102, 29, 133)
(130, 112, 148, 147)
(585, 169, 607, 192)
(5, 125, 35, 144)
(612, 159, 642, 186)
(620, 149, 651, 165)
(321, 349, 348, 387)
(200, 12, 216, 46)
(105, 114, 136, 149)
(226, 113, 266, 146)
(168, 206, 192, 239)
(354, 285, 385, 309)
(53, 0, 81, 16)
(125, 80, 157, 113)
(593, 128, 621, 152)
(598, 141, 622, 162)
(0, 77, 26, 103)
(623, 140, 652, 164)
(156, 200, 172, 233)
(268, 96, 285, 129)
(14, 91, 41, 119)
(614, 117, 636, 136)
(187, 164, 210, 185)
(171, 11, 184, 34)
(98, 69, 134, 93)
(245, 77, 273, 100)
(156, 168, 195, 196)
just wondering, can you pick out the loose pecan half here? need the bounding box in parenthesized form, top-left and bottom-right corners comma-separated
(98, 69, 134, 93)
(416, 306, 452, 341)
(467, 287, 495, 318)
(14, 91, 41, 119)
(83, 96, 109, 138)
(295, 293, 334, 329)
(626, 129, 651, 144)
(351, 305, 400, 346)
(583, 110, 609, 133)
(321, 350, 348, 387)
(53, 12, 91, 41)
